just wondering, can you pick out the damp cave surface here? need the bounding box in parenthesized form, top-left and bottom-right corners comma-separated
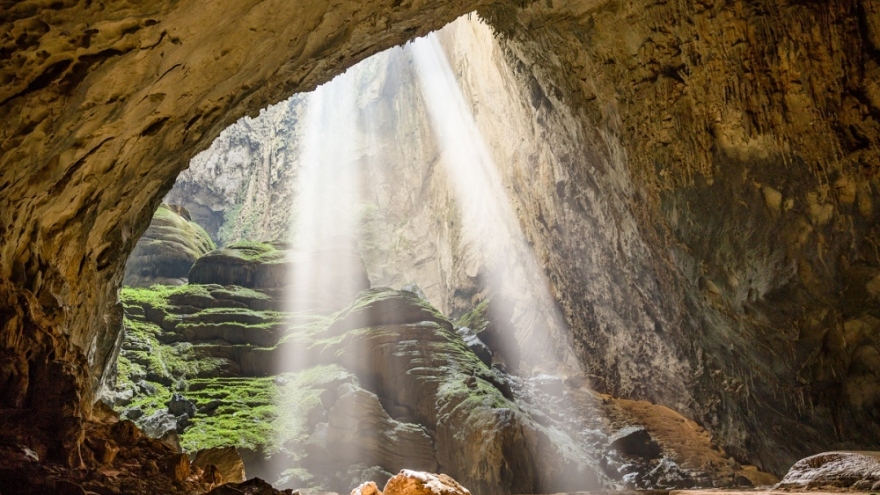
(2, 2, 880, 495)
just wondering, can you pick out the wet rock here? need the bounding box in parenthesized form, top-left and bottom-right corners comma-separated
(456, 327, 492, 366)
(167, 393, 197, 418)
(192, 447, 246, 484)
(383, 470, 470, 495)
(775, 451, 880, 490)
(608, 426, 662, 459)
(529, 374, 564, 398)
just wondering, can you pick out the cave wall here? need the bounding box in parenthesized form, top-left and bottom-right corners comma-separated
(476, 0, 880, 473)
(0, 0, 490, 464)
(2, 0, 880, 475)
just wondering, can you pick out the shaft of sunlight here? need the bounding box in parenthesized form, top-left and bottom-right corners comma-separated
(410, 32, 575, 372)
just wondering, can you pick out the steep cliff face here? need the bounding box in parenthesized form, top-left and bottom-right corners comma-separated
(2, 0, 880, 481)
(475, 0, 880, 473)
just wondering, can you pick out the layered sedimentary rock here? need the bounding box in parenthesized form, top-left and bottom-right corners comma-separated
(2, 0, 880, 484)
(123, 204, 215, 287)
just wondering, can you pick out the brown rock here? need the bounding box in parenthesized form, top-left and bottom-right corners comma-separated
(166, 452, 191, 483)
(192, 446, 246, 484)
(84, 437, 120, 464)
(111, 420, 142, 445)
(352, 481, 383, 495)
(383, 470, 470, 495)
(201, 464, 223, 485)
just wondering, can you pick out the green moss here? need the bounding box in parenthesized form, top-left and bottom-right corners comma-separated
(179, 365, 352, 454)
(120, 285, 176, 309)
(456, 299, 490, 333)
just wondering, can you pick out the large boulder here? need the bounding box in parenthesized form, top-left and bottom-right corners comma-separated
(775, 452, 880, 491)
(123, 204, 216, 287)
(383, 470, 470, 495)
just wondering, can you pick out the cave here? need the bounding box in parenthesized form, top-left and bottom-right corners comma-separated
(3, 1, 880, 494)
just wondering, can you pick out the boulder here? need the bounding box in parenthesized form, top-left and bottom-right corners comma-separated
(383, 470, 470, 495)
(192, 447, 246, 484)
(352, 481, 383, 495)
(775, 451, 880, 491)
(123, 204, 215, 287)
(139, 410, 187, 440)
(168, 394, 197, 418)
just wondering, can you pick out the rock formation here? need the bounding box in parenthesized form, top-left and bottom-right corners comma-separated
(3, 0, 880, 489)
(102, 242, 774, 494)
(776, 451, 880, 491)
(123, 204, 215, 287)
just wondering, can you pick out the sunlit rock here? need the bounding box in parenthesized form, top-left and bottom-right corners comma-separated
(192, 446, 247, 485)
(776, 452, 880, 491)
(383, 470, 470, 495)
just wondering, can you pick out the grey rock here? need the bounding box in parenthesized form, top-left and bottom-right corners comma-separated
(456, 327, 492, 366)
(138, 410, 180, 440)
(529, 374, 564, 398)
(167, 393, 197, 418)
(401, 283, 427, 300)
(122, 406, 144, 421)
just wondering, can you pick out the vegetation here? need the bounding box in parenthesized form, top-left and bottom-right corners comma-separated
(456, 298, 491, 333)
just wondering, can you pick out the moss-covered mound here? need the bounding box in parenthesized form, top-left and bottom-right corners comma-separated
(325, 287, 453, 336)
(123, 204, 216, 287)
(188, 241, 290, 288)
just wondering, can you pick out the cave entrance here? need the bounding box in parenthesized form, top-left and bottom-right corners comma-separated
(112, 14, 603, 495)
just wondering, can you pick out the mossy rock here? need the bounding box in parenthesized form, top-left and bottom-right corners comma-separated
(123, 204, 215, 287)
(188, 241, 289, 288)
(325, 288, 453, 337)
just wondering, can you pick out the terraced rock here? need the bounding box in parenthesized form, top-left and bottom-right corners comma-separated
(109, 272, 774, 494)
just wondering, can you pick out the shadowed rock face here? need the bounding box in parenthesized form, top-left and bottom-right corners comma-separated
(2, 0, 880, 480)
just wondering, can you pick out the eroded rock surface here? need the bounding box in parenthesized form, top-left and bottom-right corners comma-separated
(776, 452, 880, 491)
(3, 0, 880, 483)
